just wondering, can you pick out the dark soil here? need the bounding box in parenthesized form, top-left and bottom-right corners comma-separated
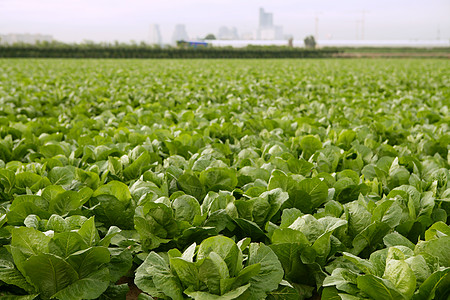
(117, 276, 143, 300)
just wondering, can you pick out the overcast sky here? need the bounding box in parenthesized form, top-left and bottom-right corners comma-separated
(1, 0, 449, 43)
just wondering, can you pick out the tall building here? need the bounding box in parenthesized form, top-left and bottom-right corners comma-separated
(259, 8, 273, 29)
(149, 24, 162, 46)
(171, 24, 189, 45)
(258, 26, 283, 40)
(257, 8, 283, 40)
(240, 32, 254, 40)
(218, 26, 239, 40)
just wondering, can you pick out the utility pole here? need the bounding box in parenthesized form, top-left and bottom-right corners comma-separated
(315, 17, 319, 40)
(315, 12, 322, 40)
(356, 20, 361, 40)
(361, 10, 367, 40)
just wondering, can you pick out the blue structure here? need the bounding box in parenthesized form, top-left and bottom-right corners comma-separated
(177, 40, 209, 49)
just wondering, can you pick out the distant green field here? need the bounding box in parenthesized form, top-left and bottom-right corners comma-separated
(333, 46, 450, 53)
(0, 59, 449, 300)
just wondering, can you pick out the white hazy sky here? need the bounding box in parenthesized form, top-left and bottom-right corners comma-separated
(1, 0, 449, 43)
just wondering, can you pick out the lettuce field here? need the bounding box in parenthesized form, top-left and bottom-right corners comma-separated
(0, 58, 449, 300)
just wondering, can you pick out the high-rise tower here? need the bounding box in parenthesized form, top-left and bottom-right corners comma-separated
(149, 24, 162, 46)
(259, 8, 273, 29)
(257, 8, 283, 40)
(171, 24, 189, 45)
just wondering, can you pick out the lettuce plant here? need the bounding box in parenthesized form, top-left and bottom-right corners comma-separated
(323, 223, 450, 300)
(135, 236, 284, 299)
(0, 217, 130, 299)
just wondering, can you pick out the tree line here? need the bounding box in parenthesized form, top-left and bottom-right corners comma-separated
(0, 41, 339, 58)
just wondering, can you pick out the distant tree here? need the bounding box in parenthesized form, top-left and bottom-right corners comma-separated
(288, 37, 294, 48)
(304, 35, 316, 49)
(204, 34, 216, 40)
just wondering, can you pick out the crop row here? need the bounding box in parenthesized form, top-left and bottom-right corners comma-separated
(0, 59, 449, 299)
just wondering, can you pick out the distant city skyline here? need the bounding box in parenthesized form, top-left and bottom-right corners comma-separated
(0, 33, 53, 44)
(0, 0, 449, 44)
